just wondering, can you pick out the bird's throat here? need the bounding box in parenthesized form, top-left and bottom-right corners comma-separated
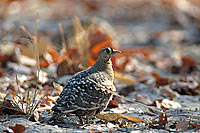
(92, 59, 114, 81)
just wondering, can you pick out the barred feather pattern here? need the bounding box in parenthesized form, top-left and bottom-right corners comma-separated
(49, 47, 119, 124)
(51, 68, 115, 121)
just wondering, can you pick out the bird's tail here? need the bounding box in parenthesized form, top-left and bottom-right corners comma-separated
(48, 111, 63, 124)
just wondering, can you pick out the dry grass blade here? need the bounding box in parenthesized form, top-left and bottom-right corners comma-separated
(20, 25, 33, 39)
(58, 23, 66, 54)
(26, 89, 30, 114)
(34, 9, 39, 38)
(30, 9, 41, 114)
(2, 92, 24, 114)
(0, 105, 23, 113)
(74, 16, 84, 60)
(73, 16, 93, 67)
(10, 95, 23, 112)
(15, 71, 25, 113)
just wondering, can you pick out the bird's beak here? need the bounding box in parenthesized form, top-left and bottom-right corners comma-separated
(113, 49, 121, 54)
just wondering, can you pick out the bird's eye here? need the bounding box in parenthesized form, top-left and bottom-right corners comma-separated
(105, 48, 112, 54)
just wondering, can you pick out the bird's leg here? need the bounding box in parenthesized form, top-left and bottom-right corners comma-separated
(77, 114, 84, 124)
(86, 115, 89, 124)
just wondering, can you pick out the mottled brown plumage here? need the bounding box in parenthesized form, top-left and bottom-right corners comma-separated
(49, 47, 120, 124)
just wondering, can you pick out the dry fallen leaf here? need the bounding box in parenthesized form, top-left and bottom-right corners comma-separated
(2, 94, 25, 115)
(158, 113, 168, 130)
(115, 72, 135, 84)
(190, 122, 200, 129)
(0, 42, 15, 67)
(0, 70, 5, 77)
(97, 113, 120, 121)
(97, 113, 143, 123)
(121, 114, 143, 123)
(89, 29, 114, 66)
(37, 104, 52, 111)
(108, 100, 119, 108)
(9, 124, 26, 133)
(150, 99, 181, 110)
(39, 58, 49, 68)
(29, 111, 40, 122)
(45, 96, 57, 104)
(47, 46, 63, 63)
(160, 86, 180, 100)
(150, 112, 168, 129)
(56, 58, 83, 77)
(176, 120, 189, 131)
(19, 37, 51, 58)
(15, 48, 37, 66)
(120, 48, 150, 59)
(119, 85, 135, 96)
(135, 93, 152, 105)
(53, 82, 64, 94)
(171, 76, 200, 96)
(152, 72, 169, 87)
(161, 99, 181, 109)
(169, 56, 198, 74)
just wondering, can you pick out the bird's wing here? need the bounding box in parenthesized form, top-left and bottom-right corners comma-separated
(87, 71, 116, 92)
(53, 71, 114, 113)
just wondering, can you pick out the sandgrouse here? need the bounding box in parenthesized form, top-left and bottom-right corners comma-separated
(49, 47, 120, 124)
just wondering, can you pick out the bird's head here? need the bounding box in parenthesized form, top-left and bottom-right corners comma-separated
(98, 47, 121, 61)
